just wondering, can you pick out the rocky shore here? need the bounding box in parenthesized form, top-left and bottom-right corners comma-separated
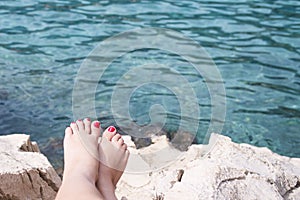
(0, 133, 299, 200)
(0, 134, 61, 200)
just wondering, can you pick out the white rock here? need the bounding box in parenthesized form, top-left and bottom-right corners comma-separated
(117, 133, 300, 200)
(0, 134, 61, 200)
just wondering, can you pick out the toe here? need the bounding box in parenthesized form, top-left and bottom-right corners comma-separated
(118, 137, 124, 145)
(91, 121, 101, 137)
(121, 143, 127, 150)
(64, 127, 73, 137)
(112, 133, 122, 144)
(84, 118, 91, 134)
(125, 149, 130, 160)
(76, 119, 84, 132)
(102, 126, 116, 141)
(70, 122, 79, 135)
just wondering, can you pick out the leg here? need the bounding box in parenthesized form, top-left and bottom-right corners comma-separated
(97, 126, 130, 200)
(56, 118, 103, 200)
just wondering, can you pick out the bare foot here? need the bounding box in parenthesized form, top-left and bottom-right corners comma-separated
(97, 126, 130, 200)
(56, 118, 103, 200)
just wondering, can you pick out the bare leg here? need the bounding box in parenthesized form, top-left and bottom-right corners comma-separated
(56, 118, 103, 200)
(97, 126, 130, 200)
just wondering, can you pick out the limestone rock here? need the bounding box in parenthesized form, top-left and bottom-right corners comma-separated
(117, 133, 300, 200)
(0, 134, 61, 200)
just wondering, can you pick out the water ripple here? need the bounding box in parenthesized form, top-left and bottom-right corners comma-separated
(0, 0, 299, 168)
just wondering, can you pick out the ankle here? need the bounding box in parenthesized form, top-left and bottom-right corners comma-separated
(99, 188, 117, 200)
(97, 179, 117, 198)
(63, 170, 97, 185)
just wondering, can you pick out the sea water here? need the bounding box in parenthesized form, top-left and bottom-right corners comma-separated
(0, 0, 299, 169)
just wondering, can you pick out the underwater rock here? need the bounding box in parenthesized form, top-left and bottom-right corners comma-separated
(122, 123, 196, 150)
(169, 130, 196, 151)
(0, 134, 61, 200)
(120, 123, 167, 149)
(0, 89, 9, 101)
(39, 137, 64, 177)
(116, 134, 300, 200)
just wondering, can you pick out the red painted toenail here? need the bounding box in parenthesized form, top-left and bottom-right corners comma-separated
(71, 122, 75, 125)
(108, 126, 115, 132)
(78, 119, 82, 121)
(94, 121, 100, 128)
(86, 118, 90, 121)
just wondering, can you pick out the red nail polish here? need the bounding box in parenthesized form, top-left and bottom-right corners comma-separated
(108, 126, 115, 132)
(94, 121, 100, 128)
(71, 122, 75, 125)
(77, 119, 82, 122)
(86, 118, 90, 121)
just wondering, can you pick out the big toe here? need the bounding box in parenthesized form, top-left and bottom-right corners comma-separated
(102, 126, 116, 141)
(64, 127, 73, 138)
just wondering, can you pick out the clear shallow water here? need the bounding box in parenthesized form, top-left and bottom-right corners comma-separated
(0, 0, 299, 169)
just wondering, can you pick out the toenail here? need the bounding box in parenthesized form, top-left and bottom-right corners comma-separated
(94, 121, 100, 128)
(108, 126, 116, 132)
(77, 119, 82, 121)
(71, 122, 75, 124)
(86, 118, 90, 121)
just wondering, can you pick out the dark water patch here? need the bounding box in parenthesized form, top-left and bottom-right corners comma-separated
(227, 86, 256, 93)
(263, 75, 288, 80)
(234, 106, 300, 118)
(244, 81, 300, 95)
(0, 90, 9, 101)
(53, 116, 70, 121)
(19, 69, 53, 75)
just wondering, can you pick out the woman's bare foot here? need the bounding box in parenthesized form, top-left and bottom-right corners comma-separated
(56, 118, 103, 200)
(97, 126, 130, 200)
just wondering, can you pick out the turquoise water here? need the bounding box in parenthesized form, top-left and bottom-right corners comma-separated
(0, 0, 299, 169)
